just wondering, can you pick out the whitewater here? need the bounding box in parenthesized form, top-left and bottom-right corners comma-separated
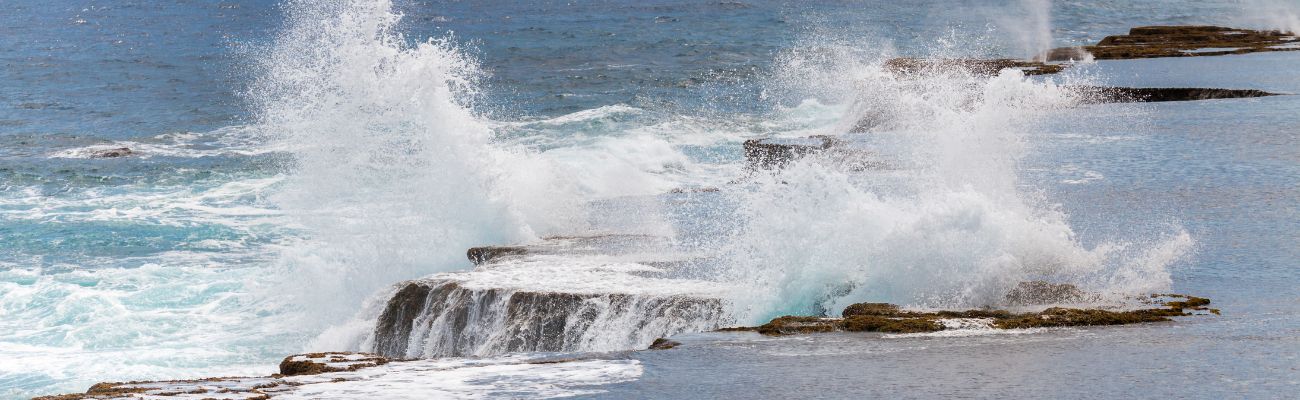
(4, 0, 1299, 398)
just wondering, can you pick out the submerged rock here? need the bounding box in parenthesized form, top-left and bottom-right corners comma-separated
(725, 293, 1216, 336)
(1047, 25, 1300, 61)
(88, 147, 133, 158)
(648, 338, 681, 350)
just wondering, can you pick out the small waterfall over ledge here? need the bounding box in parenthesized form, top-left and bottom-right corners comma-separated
(364, 236, 734, 358)
(371, 280, 728, 358)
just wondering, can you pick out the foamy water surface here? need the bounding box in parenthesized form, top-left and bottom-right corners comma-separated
(2, 0, 1298, 398)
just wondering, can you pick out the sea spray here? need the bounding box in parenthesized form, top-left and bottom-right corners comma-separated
(248, 0, 534, 334)
(1237, 0, 1300, 34)
(725, 57, 1194, 322)
(250, 0, 1195, 354)
(249, 0, 699, 350)
(987, 0, 1055, 61)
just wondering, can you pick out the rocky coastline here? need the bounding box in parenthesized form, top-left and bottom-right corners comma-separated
(34, 23, 1284, 399)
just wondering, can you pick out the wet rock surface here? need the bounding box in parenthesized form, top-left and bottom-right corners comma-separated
(34, 353, 630, 399)
(1074, 86, 1280, 103)
(1047, 25, 1300, 61)
(723, 290, 1217, 336)
(648, 338, 681, 350)
(32, 353, 392, 400)
(277, 352, 391, 376)
(372, 235, 732, 358)
(372, 278, 726, 358)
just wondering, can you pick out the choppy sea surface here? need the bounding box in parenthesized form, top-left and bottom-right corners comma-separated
(2, 1, 1298, 399)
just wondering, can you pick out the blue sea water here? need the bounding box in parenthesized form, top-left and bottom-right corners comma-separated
(2, 0, 1298, 398)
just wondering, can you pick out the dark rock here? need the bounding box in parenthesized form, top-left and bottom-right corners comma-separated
(88, 147, 133, 158)
(648, 338, 681, 350)
(1075, 86, 1279, 103)
(466, 245, 528, 265)
(884, 57, 1067, 76)
(743, 135, 834, 170)
(1047, 25, 1300, 61)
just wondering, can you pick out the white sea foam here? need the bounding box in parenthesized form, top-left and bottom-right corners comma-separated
(247, 0, 535, 333)
(48, 125, 278, 159)
(0, 260, 292, 397)
(724, 52, 1193, 323)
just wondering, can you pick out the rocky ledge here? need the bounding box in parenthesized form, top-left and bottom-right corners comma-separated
(721, 283, 1217, 336)
(34, 352, 639, 400)
(33, 352, 390, 400)
(1047, 25, 1300, 61)
(371, 235, 733, 359)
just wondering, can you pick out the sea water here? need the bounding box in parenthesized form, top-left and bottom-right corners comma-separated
(1, 1, 1297, 398)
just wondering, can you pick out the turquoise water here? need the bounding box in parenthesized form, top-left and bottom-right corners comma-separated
(2, 1, 1298, 398)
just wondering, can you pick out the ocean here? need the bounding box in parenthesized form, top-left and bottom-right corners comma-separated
(1, 0, 1297, 398)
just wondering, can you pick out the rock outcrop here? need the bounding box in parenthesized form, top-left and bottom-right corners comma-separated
(33, 353, 624, 399)
(722, 292, 1217, 336)
(33, 353, 393, 400)
(1047, 25, 1300, 61)
(277, 352, 391, 376)
(370, 235, 733, 359)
